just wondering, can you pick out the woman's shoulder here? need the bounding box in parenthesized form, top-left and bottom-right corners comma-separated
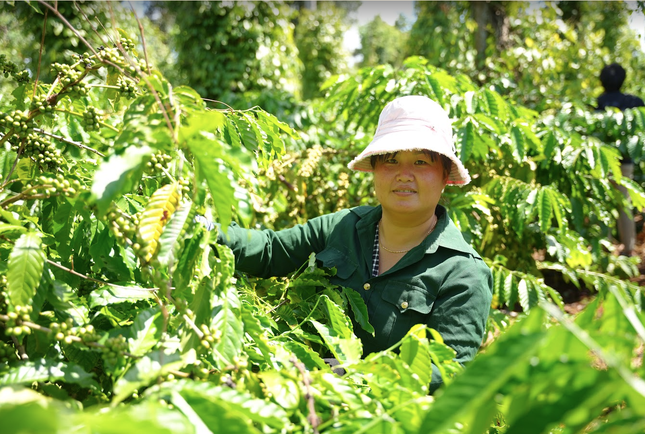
(438, 212, 485, 262)
(313, 205, 379, 222)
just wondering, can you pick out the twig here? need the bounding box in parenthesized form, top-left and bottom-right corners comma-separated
(34, 8, 49, 97)
(182, 314, 205, 339)
(202, 98, 236, 111)
(278, 174, 297, 192)
(33, 128, 105, 157)
(128, 1, 151, 75)
(73, 0, 109, 49)
(1, 138, 25, 189)
(267, 298, 289, 314)
(291, 356, 321, 434)
(0, 192, 51, 209)
(36, 1, 99, 57)
(106, 3, 176, 142)
(46, 259, 158, 292)
(11, 336, 29, 360)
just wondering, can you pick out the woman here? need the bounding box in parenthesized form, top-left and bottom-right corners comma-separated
(217, 95, 493, 393)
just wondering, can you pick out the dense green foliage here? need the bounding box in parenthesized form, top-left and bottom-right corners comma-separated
(1, 2, 645, 434)
(402, 1, 645, 111)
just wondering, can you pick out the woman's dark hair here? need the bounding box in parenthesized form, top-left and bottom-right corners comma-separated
(600, 63, 626, 92)
(370, 150, 452, 180)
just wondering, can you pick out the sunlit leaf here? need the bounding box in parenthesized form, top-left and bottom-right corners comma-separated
(7, 232, 45, 308)
(128, 308, 163, 357)
(90, 146, 153, 217)
(136, 182, 182, 263)
(0, 360, 99, 390)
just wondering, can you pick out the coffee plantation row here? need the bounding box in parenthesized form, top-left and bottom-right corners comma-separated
(1, 17, 645, 434)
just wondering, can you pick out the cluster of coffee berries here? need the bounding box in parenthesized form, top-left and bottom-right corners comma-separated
(0, 54, 18, 76)
(0, 54, 29, 82)
(0, 110, 36, 134)
(119, 38, 136, 51)
(68, 82, 90, 97)
(12, 134, 64, 170)
(146, 152, 173, 174)
(199, 324, 222, 350)
(0, 280, 7, 310)
(82, 106, 101, 131)
(52, 63, 82, 88)
(336, 172, 350, 211)
(297, 144, 324, 178)
(261, 153, 296, 184)
(30, 94, 55, 114)
(189, 360, 210, 380)
(77, 324, 100, 344)
(98, 46, 125, 65)
(49, 318, 75, 344)
(102, 335, 128, 365)
(104, 206, 139, 245)
(0, 341, 16, 362)
(117, 76, 137, 98)
(72, 52, 95, 70)
(14, 70, 30, 83)
(4, 305, 33, 337)
(23, 175, 80, 198)
(178, 177, 191, 196)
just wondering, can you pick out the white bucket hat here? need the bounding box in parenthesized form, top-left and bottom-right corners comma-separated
(347, 95, 471, 185)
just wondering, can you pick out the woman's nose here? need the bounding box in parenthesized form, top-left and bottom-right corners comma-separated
(396, 164, 414, 181)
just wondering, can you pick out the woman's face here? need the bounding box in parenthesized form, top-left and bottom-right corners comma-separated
(373, 151, 448, 219)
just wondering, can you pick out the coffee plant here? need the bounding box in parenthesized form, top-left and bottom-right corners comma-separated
(0, 15, 645, 434)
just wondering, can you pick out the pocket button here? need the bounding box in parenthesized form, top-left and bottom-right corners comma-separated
(400, 301, 409, 310)
(363, 283, 371, 290)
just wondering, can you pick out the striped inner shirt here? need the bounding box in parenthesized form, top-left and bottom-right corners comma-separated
(371, 225, 380, 277)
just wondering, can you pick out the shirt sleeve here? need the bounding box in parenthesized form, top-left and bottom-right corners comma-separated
(217, 213, 341, 278)
(427, 254, 493, 392)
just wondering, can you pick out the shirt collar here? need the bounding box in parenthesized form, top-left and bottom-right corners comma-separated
(350, 204, 480, 259)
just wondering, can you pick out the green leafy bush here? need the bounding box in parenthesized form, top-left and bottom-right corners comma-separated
(0, 16, 644, 434)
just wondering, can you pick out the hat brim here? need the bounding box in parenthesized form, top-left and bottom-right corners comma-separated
(347, 129, 471, 185)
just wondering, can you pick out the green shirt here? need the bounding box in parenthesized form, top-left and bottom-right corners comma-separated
(219, 204, 493, 392)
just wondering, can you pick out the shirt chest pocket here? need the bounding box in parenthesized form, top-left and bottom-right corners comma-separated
(315, 247, 358, 280)
(379, 282, 437, 347)
(381, 282, 436, 314)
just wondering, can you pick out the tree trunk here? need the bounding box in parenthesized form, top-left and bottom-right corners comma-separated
(471, 2, 509, 68)
(472, 2, 491, 68)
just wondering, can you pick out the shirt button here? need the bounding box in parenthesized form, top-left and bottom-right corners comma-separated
(363, 283, 371, 290)
(400, 301, 409, 309)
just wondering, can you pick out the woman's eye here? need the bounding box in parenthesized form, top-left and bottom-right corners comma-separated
(385, 158, 397, 164)
(415, 159, 429, 165)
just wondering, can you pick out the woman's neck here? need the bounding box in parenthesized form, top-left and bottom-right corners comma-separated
(379, 211, 437, 252)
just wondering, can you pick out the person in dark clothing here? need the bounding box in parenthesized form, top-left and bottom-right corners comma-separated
(597, 63, 644, 112)
(596, 63, 645, 256)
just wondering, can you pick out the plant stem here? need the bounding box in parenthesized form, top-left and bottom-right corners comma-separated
(292, 356, 321, 434)
(36, 1, 99, 57)
(33, 8, 48, 98)
(1, 193, 51, 209)
(0, 138, 25, 189)
(46, 259, 157, 292)
(87, 84, 121, 90)
(33, 128, 105, 157)
(11, 335, 29, 361)
(128, 1, 151, 75)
